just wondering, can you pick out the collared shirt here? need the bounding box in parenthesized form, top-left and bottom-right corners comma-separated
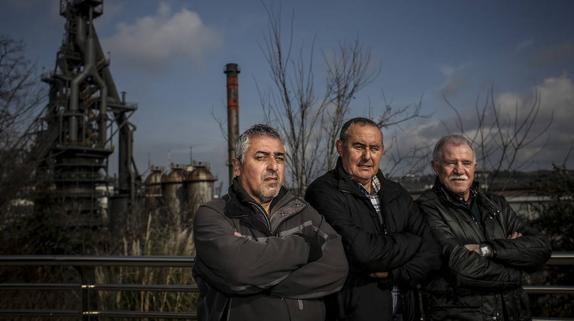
(357, 176, 401, 318)
(358, 175, 384, 227)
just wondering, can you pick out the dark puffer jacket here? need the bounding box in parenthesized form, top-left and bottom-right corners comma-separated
(417, 181, 552, 321)
(193, 181, 348, 321)
(305, 159, 441, 321)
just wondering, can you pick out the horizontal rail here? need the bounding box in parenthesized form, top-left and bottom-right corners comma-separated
(0, 252, 570, 267)
(547, 252, 574, 265)
(0, 309, 78, 317)
(0, 255, 195, 267)
(524, 285, 574, 294)
(0, 310, 197, 319)
(0, 283, 198, 292)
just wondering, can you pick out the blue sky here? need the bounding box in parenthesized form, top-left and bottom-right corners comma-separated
(2, 0, 574, 187)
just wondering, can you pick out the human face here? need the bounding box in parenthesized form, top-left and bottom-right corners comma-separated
(432, 143, 476, 201)
(336, 124, 384, 188)
(235, 135, 285, 207)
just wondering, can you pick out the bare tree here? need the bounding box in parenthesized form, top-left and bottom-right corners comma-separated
(320, 40, 379, 171)
(442, 87, 553, 187)
(258, 5, 332, 195)
(259, 6, 425, 194)
(0, 35, 46, 212)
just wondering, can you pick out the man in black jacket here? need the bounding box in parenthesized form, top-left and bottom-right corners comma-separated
(306, 117, 440, 321)
(193, 124, 348, 321)
(417, 135, 551, 321)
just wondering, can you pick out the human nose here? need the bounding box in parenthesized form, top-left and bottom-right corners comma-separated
(362, 148, 372, 160)
(452, 162, 464, 173)
(266, 156, 279, 171)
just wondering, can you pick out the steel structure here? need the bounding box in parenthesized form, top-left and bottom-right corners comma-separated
(35, 0, 138, 227)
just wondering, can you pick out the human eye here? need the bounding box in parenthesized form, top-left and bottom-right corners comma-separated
(255, 153, 269, 161)
(353, 144, 366, 151)
(370, 145, 380, 152)
(274, 153, 285, 162)
(462, 160, 474, 167)
(444, 161, 456, 167)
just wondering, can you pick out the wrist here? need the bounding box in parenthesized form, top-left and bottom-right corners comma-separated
(479, 243, 494, 258)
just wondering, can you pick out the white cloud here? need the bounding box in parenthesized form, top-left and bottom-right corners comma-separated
(495, 73, 573, 128)
(537, 73, 574, 118)
(495, 92, 523, 116)
(104, 2, 222, 71)
(394, 74, 574, 173)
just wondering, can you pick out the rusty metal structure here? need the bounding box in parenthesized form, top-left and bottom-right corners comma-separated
(187, 162, 216, 218)
(162, 164, 187, 224)
(34, 0, 138, 227)
(224, 63, 240, 185)
(143, 162, 215, 226)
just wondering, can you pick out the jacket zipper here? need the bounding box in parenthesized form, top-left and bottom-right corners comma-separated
(249, 201, 272, 234)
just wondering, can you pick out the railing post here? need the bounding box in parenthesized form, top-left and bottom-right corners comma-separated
(77, 266, 99, 321)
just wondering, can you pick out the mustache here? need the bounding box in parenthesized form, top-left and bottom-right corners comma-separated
(449, 174, 469, 180)
(263, 172, 279, 180)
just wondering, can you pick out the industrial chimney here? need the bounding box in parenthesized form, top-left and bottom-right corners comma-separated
(224, 63, 240, 185)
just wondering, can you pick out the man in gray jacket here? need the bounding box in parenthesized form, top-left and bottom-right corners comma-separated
(193, 124, 348, 321)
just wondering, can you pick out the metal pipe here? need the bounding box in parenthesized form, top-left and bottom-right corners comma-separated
(224, 63, 240, 185)
(88, 25, 107, 146)
(69, 8, 95, 143)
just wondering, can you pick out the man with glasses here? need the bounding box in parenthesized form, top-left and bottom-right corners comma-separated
(417, 134, 551, 321)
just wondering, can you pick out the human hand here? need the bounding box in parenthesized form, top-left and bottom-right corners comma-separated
(234, 231, 244, 237)
(508, 232, 522, 239)
(369, 271, 389, 279)
(464, 244, 480, 253)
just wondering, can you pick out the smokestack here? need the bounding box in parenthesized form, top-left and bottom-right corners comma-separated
(224, 63, 240, 185)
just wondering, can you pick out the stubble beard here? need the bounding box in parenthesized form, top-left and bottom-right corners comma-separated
(256, 186, 279, 204)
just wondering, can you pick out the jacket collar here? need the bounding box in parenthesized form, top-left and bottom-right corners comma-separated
(334, 157, 401, 202)
(225, 177, 288, 218)
(431, 177, 504, 217)
(432, 176, 480, 208)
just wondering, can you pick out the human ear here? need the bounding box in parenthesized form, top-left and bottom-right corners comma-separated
(232, 159, 241, 177)
(336, 140, 343, 156)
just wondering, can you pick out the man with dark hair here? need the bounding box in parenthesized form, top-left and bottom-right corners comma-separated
(193, 124, 348, 321)
(417, 134, 551, 321)
(306, 117, 440, 321)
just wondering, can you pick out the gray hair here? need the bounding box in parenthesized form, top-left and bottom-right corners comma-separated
(432, 135, 476, 162)
(235, 124, 283, 163)
(339, 117, 380, 142)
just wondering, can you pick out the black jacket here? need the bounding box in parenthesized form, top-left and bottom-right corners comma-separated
(305, 159, 441, 321)
(193, 180, 348, 321)
(417, 181, 552, 321)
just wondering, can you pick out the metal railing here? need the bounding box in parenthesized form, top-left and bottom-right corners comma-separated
(0, 253, 572, 320)
(0, 256, 197, 320)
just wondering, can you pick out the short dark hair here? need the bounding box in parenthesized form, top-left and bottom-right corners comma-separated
(339, 117, 379, 142)
(235, 124, 283, 163)
(432, 135, 476, 162)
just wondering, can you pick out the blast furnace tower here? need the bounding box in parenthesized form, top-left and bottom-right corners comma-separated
(34, 0, 138, 228)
